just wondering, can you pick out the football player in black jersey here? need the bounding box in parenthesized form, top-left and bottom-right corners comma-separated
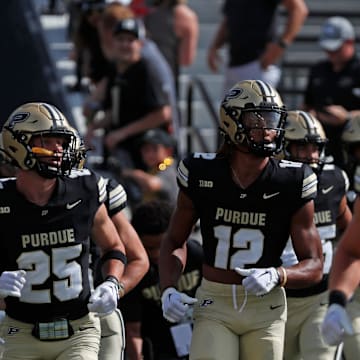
(94, 177, 150, 360)
(280, 110, 352, 360)
(159, 80, 323, 360)
(121, 200, 202, 360)
(320, 116, 360, 359)
(0, 102, 127, 360)
(71, 131, 150, 360)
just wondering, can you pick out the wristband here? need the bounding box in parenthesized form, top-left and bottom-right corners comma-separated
(276, 38, 289, 49)
(277, 266, 287, 287)
(329, 290, 347, 307)
(118, 281, 125, 298)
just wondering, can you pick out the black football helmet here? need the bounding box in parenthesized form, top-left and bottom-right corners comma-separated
(219, 80, 287, 156)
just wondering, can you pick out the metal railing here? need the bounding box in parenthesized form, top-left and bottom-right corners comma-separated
(184, 76, 221, 154)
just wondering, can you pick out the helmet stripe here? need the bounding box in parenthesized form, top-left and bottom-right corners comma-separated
(300, 111, 316, 135)
(41, 103, 64, 127)
(255, 80, 273, 102)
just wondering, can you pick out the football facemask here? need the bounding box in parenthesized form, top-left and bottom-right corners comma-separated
(241, 110, 285, 156)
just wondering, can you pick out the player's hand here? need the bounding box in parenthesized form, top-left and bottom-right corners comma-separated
(235, 267, 279, 296)
(161, 287, 197, 323)
(321, 304, 354, 346)
(0, 270, 27, 298)
(87, 280, 118, 316)
(207, 46, 222, 72)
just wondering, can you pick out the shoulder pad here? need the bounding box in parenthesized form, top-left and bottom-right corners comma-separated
(0, 177, 15, 190)
(107, 178, 127, 211)
(302, 170, 317, 199)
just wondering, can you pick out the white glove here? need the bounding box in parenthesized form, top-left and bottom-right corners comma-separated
(235, 267, 279, 296)
(0, 270, 27, 298)
(321, 304, 354, 346)
(87, 281, 118, 316)
(161, 287, 197, 323)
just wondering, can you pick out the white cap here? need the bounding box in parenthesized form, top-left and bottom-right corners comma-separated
(319, 16, 355, 51)
(105, 0, 132, 5)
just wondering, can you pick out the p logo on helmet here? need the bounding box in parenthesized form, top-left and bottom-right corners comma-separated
(8, 112, 30, 129)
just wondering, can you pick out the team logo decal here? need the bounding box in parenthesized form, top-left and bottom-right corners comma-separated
(226, 88, 244, 99)
(7, 327, 19, 335)
(199, 299, 214, 307)
(8, 112, 30, 129)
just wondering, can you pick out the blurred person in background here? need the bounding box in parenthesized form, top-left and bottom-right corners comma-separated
(120, 128, 178, 209)
(144, 0, 199, 95)
(304, 16, 360, 169)
(121, 200, 203, 360)
(69, 0, 108, 91)
(81, 3, 180, 161)
(84, 18, 172, 172)
(207, 0, 308, 93)
(341, 115, 360, 210)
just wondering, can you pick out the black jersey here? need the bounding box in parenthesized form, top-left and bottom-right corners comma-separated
(120, 239, 203, 358)
(283, 163, 349, 297)
(177, 153, 317, 269)
(0, 169, 107, 323)
(223, 0, 280, 66)
(315, 164, 349, 271)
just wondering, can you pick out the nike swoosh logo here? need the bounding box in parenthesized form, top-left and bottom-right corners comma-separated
(270, 305, 282, 310)
(263, 192, 280, 200)
(79, 326, 96, 331)
(322, 186, 334, 194)
(66, 199, 82, 210)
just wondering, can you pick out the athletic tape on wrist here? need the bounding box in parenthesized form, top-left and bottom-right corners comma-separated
(329, 290, 347, 307)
